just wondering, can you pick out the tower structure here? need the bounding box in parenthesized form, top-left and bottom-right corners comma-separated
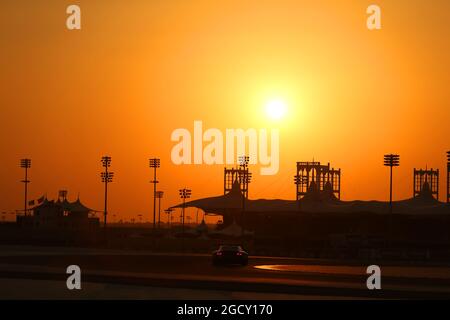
(294, 161, 341, 201)
(413, 168, 439, 200)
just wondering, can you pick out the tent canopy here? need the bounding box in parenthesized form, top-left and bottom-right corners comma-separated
(34, 197, 94, 213)
(171, 179, 449, 215)
(171, 180, 244, 214)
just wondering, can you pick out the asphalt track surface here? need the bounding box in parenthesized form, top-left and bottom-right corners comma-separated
(0, 246, 449, 299)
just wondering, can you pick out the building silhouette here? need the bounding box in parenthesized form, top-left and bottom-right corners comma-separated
(17, 197, 99, 231)
(413, 168, 439, 200)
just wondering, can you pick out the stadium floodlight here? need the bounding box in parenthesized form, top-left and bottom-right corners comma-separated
(101, 156, 112, 168)
(238, 155, 251, 237)
(447, 151, 450, 203)
(384, 154, 400, 214)
(238, 155, 250, 168)
(20, 159, 31, 216)
(179, 188, 192, 236)
(383, 153, 400, 244)
(149, 158, 161, 230)
(100, 156, 114, 228)
(156, 191, 164, 229)
(164, 208, 174, 229)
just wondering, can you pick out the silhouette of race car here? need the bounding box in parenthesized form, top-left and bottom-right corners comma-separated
(212, 245, 248, 266)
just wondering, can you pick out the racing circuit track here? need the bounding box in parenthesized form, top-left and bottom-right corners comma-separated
(1, 246, 450, 299)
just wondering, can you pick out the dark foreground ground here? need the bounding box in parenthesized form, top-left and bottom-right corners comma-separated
(0, 245, 449, 299)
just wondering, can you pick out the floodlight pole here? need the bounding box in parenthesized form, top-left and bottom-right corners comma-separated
(389, 165, 393, 210)
(20, 159, 31, 217)
(384, 154, 400, 214)
(179, 188, 191, 245)
(294, 175, 307, 212)
(104, 170, 108, 227)
(156, 191, 164, 229)
(447, 151, 450, 203)
(183, 197, 186, 234)
(101, 156, 113, 228)
(165, 208, 174, 230)
(149, 158, 160, 230)
(153, 164, 156, 229)
(24, 165, 28, 216)
(158, 194, 161, 229)
(239, 156, 250, 238)
(384, 154, 400, 244)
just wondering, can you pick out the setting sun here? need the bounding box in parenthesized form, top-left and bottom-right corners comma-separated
(265, 100, 287, 120)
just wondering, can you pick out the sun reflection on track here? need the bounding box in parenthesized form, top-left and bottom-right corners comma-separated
(254, 265, 366, 275)
(254, 264, 450, 280)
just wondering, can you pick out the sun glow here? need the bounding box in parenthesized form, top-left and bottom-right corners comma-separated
(265, 99, 287, 120)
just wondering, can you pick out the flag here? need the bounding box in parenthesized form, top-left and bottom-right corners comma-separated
(37, 195, 45, 204)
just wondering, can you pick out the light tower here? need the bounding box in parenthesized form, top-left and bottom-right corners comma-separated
(101, 156, 114, 228)
(20, 159, 31, 216)
(294, 161, 341, 201)
(447, 151, 450, 203)
(179, 188, 192, 235)
(413, 168, 439, 200)
(156, 191, 164, 229)
(238, 155, 251, 237)
(149, 158, 160, 230)
(384, 154, 400, 214)
(165, 208, 174, 229)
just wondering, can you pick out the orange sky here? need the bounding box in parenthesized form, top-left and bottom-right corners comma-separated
(1, 0, 449, 222)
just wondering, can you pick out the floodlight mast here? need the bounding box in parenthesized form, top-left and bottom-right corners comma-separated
(179, 188, 192, 236)
(384, 154, 400, 214)
(165, 208, 174, 229)
(20, 159, 31, 217)
(447, 151, 450, 203)
(238, 155, 251, 237)
(149, 158, 161, 230)
(156, 191, 164, 229)
(384, 154, 400, 244)
(101, 156, 113, 228)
